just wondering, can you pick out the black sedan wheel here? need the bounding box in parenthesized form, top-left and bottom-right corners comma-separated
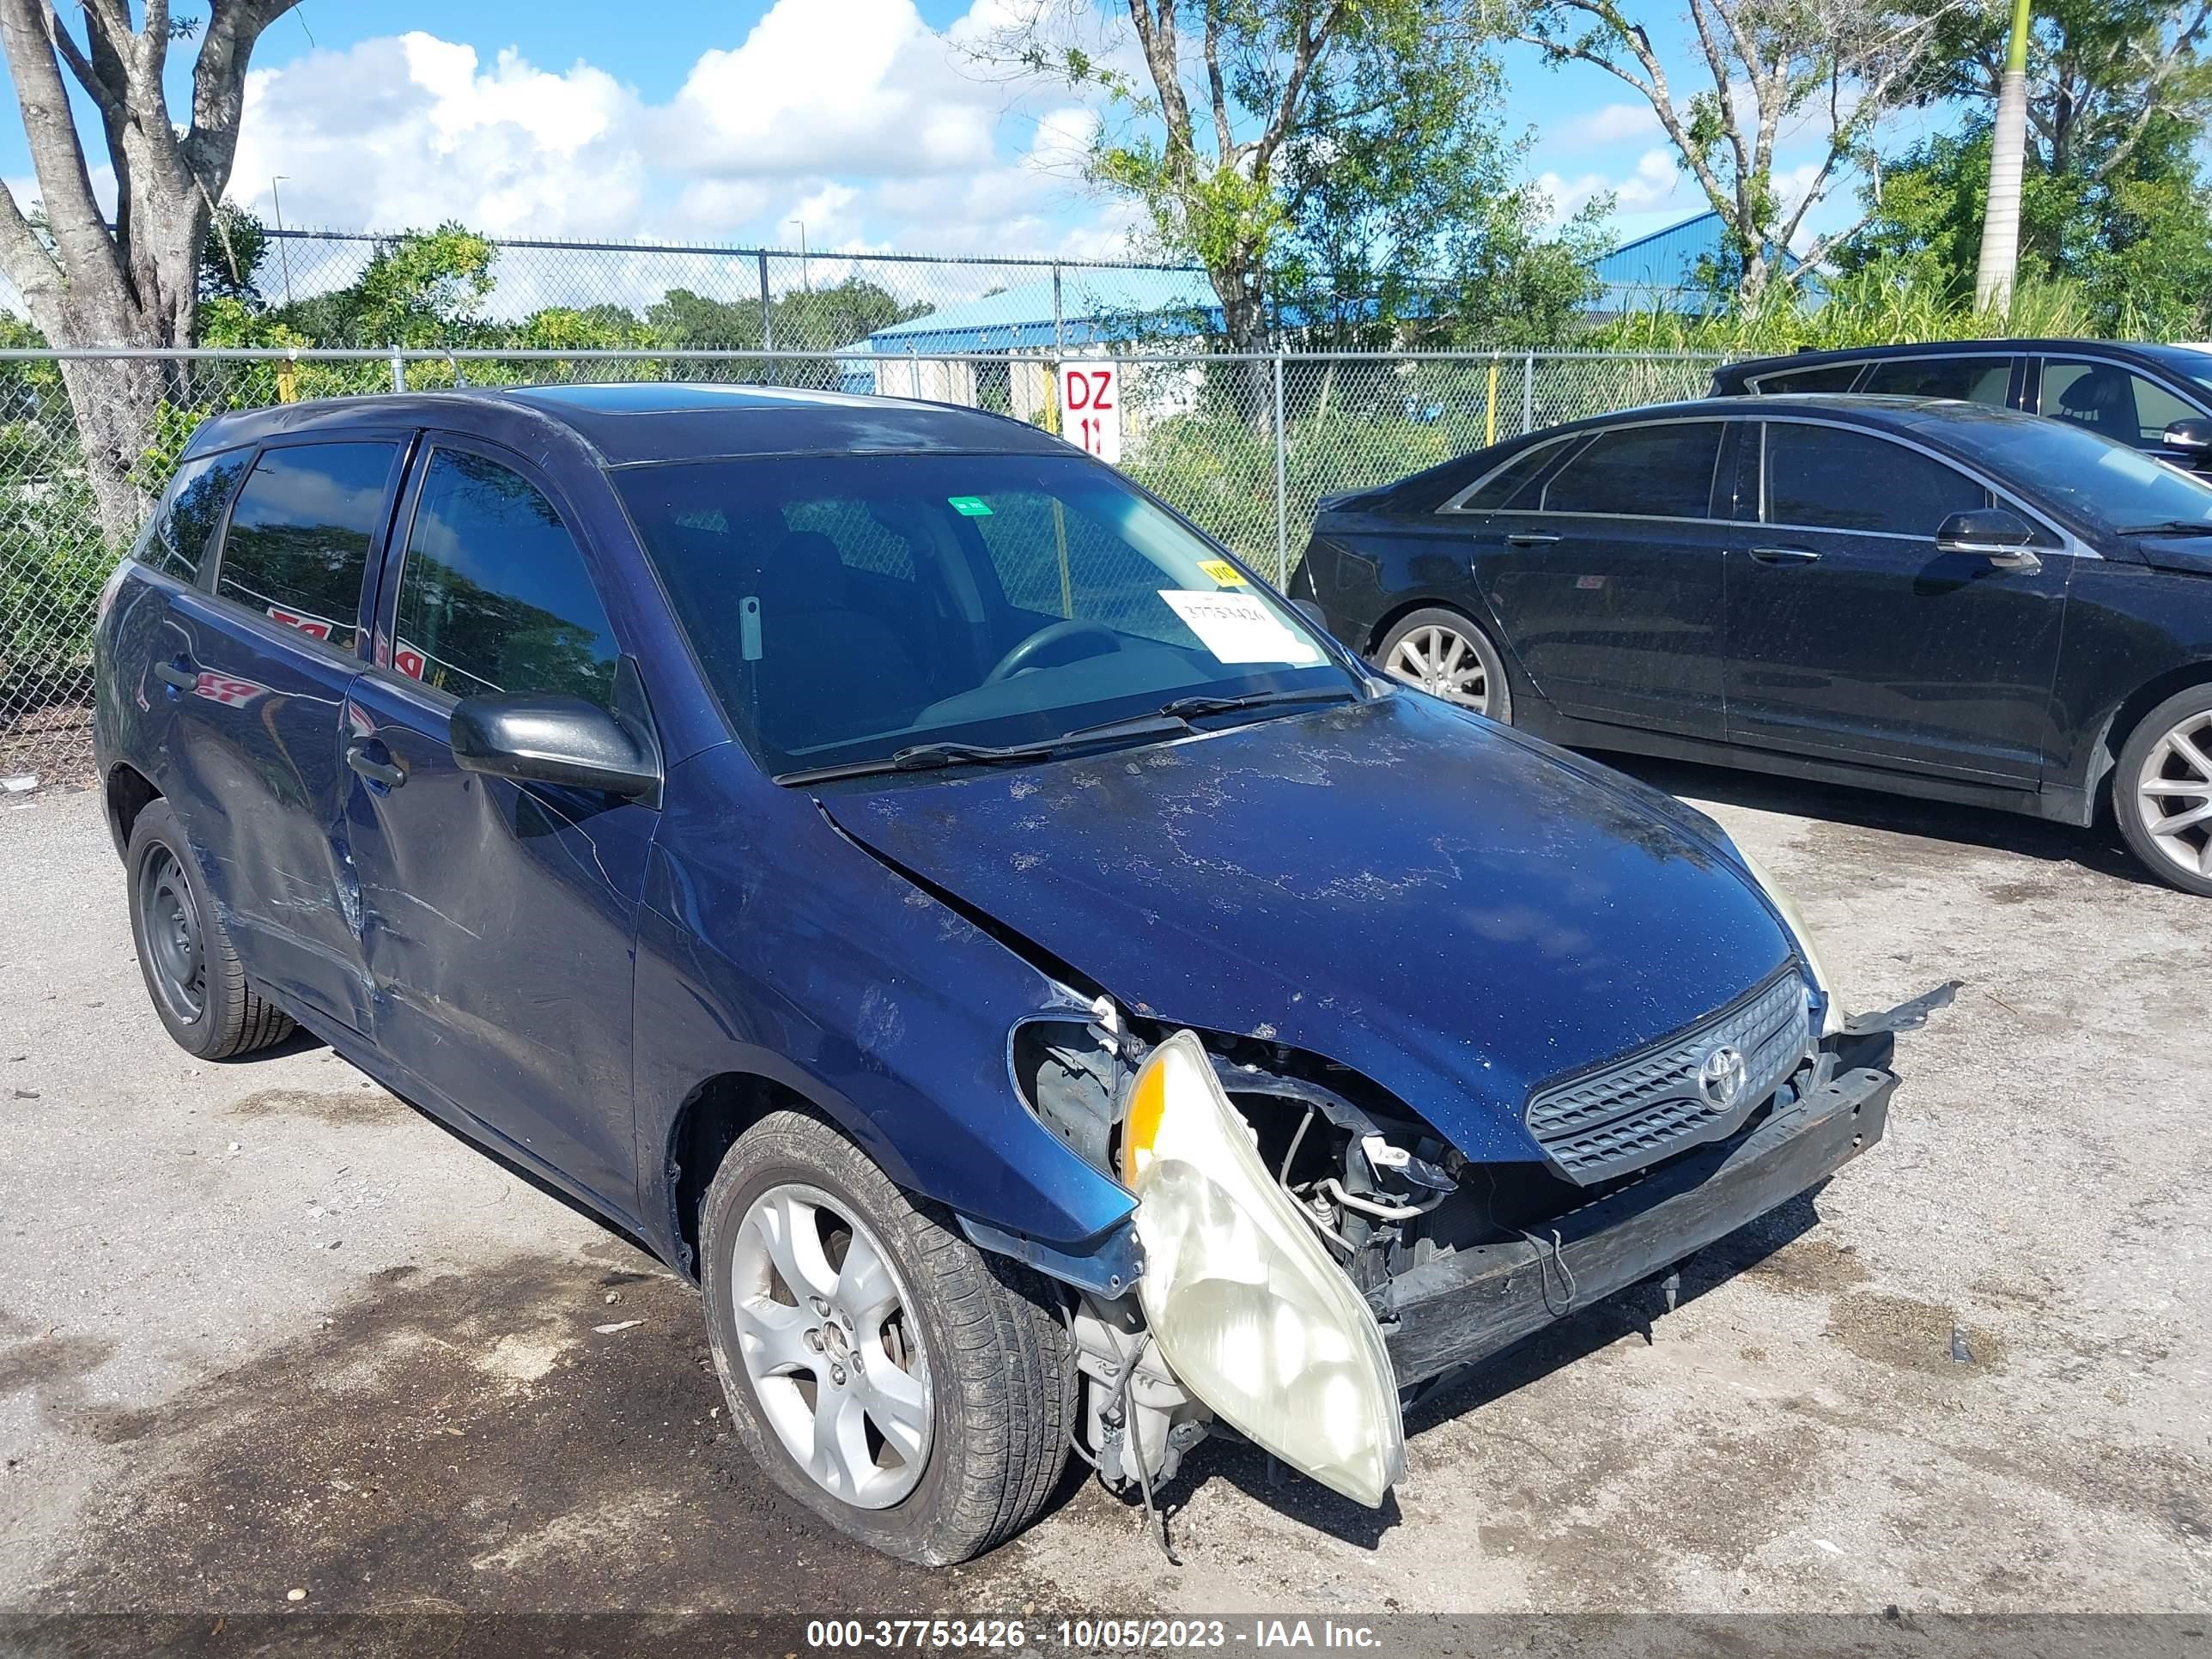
(2117, 685, 2212, 896)
(1374, 608, 1512, 721)
(125, 800, 296, 1059)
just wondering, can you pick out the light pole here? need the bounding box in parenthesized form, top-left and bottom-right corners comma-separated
(269, 175, 295, 308)
(791, 220, 810, 291)
(1973, 0, 2033, 313)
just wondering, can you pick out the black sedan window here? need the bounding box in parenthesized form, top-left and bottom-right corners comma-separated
(1764, 423, 1985, 538)
(1859, 356, 2012, 404)
(1450, 436, 1572, 511)
(1747, 363, 1862, 394)
(1540, 422, 1724, 519)
(617, 453, 1352, 775)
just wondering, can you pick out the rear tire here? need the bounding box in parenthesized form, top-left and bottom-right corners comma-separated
(2114, 684, 2212, 896)
(1372, 606, 1513, 721)
(125, 800, 296, 1059)
(699, 1109, 1073, 1565)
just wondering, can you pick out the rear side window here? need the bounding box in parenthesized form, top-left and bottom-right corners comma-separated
(135, 448, 251, 583)
(2041, 358, 2198, 448)
(392, 448, 620, 709)
(1860, 356, 2012, 405)
(1449, 438, 1571, 511)
(216, 441, 398, 652)
(1747, 363, 1863, 394)
(1541, 422, 1724, 519)
(1764, 423, 1986, 536)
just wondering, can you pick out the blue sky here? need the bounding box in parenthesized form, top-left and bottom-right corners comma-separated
(0, 1, 1955, 266)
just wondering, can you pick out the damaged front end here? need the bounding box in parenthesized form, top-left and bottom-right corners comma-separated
(981, 973, 1956, 1519)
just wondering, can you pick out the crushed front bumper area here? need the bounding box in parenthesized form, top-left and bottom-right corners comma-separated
(1384, 1037, 1899, 1386)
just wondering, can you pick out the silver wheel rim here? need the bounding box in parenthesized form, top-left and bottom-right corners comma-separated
(1385, 624, 1492, 712)
(730, 1182, 933, 1510)
(2136, 709, 2212, 880)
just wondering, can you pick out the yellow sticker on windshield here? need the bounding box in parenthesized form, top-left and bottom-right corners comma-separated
(1199, 558, 1246, 586)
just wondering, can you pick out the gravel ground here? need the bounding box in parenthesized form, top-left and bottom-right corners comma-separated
(2, 759, 2207, 1620)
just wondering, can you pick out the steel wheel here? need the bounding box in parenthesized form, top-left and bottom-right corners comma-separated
(1386, 623, 1494, 712)
(137, 843, 207, 1024)
(729, 1182, 933, 1510)
(2135, 708, 2212, 881)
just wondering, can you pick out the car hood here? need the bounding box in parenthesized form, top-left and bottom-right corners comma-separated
(822, 694, 1793, 1161)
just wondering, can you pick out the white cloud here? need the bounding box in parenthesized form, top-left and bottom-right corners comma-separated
(221, 0, 1135, 276)
(1539, 148, 1688, 225)
(1553, 100, 1661, 149)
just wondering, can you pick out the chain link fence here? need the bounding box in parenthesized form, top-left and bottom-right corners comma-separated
(0, 345, 1721, 785)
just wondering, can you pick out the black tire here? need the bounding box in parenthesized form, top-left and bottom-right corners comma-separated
(1372, 606, 1514, 722)
(699, 1109, 1073, 1565)
(125, 799, 296, 1060)
(2113, 683, 2212, 896)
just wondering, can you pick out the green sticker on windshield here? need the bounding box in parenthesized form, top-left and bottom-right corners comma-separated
(948, 495, 994, 517)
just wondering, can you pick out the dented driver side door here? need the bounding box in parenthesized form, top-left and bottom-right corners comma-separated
(339, 435, 655, 1221)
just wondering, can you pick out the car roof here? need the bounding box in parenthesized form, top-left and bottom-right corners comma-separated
(1713, 337, 2200, 381)
(183, 381, 1078, 468)
(1516, 390, 2052, 438)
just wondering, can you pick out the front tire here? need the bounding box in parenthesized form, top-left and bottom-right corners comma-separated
(125, 800, 295, 1059)
(1372, 606, 1513, 721)
(2115, 685, 2212, 896)
(700, 1110, 1073, 1564)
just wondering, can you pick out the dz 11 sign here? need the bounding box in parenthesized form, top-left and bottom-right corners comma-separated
(1059, 362, 1121, 464)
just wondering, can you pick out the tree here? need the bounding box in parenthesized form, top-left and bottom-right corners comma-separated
(1512, 0, 1951, 303)
(1844, 0, 2212, 332)
(1973, 0, 2035, 307)
(987, 0, 1510, 353)
(269, 223, 497, 347)
(0, 0, 301, 544)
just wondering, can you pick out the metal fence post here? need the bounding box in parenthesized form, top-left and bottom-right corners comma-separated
(757, 252, 774, 353)
(1052, 263, 1064, 351)
(1273, 346, 1289, 586)
(389, 345, 404, 393)
(1522, 351, 1535, 434)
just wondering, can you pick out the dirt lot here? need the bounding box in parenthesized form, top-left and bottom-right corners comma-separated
(3, 757, 2208, 1620)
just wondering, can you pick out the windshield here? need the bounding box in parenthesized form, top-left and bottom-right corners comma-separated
(617, 453, 1355, 776)
(1926, 412, 2212, 533)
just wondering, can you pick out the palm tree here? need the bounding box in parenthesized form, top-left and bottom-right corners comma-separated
(1974, 0, 2036, 310)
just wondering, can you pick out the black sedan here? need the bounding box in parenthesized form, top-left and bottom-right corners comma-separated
(1292, 394, 2212, 894)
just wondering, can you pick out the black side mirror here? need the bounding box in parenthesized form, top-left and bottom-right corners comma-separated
(2162, 416, 2212, 467)
(451, 693, 661, 802)
(1936, 507, 2041, 570)
(1291, 597, 1331, 633)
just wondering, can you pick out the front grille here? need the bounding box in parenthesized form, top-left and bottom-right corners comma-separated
(1526, 967, 1811, 1184)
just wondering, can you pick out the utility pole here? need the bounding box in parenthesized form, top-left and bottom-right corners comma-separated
(1973, 0, 2033, 312)
(269, 175, 295, 307)
(792, 221, 810, 291)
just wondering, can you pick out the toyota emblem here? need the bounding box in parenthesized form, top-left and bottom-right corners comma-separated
(1698, 1044, 1748, 1111)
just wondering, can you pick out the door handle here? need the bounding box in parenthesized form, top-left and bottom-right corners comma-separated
(1504, 531, 1561, 546)
(1747, 544, 1821, 565)
(155, 660, 198, 690)
(345, 740, 406, 790)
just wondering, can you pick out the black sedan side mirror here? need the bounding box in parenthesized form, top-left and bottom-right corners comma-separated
(1936, 507, 2041, 569)
(1291, 597, 1331, 633)
(2161, 416, 2212, 467)
(451, 693, 661, 801)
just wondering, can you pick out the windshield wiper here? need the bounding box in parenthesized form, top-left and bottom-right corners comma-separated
(1152, 686, 1360, 720)
(2119, 519, 2212, 537)
(775, 739, 1057, 786)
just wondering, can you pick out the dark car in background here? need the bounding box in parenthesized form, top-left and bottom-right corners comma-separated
(1709, 338, 2212, 471)
(1294, 394, 2212, 895)
(93, 383, 1937, 1564)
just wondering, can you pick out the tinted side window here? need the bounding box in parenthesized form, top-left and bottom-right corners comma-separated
(216, 442, 398, 651)
(392, 449, 619, 708)
(1764, 424, 1986, 535)
(1860, 356, 2012, 404)
(2042, 358, 2198, 447)
(1452, 438, 1569, 510)
(136, 448, 250, 583)
(1541, 422, 1724, 519)
(1749, 363, 1863, 394)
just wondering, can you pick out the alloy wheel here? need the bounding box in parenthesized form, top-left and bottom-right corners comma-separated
(138, 845, 206, 1023)
(730, 1182, 933, 1510)
(2136, 709, 2212, 881)
(1385, 624, 1492, 713)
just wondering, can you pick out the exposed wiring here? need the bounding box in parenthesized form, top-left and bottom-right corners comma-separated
(1517, 1224, 1578, 1314)
(1124, 1332, 1182, 1567)
(1279, 1105, 1315, 1184)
